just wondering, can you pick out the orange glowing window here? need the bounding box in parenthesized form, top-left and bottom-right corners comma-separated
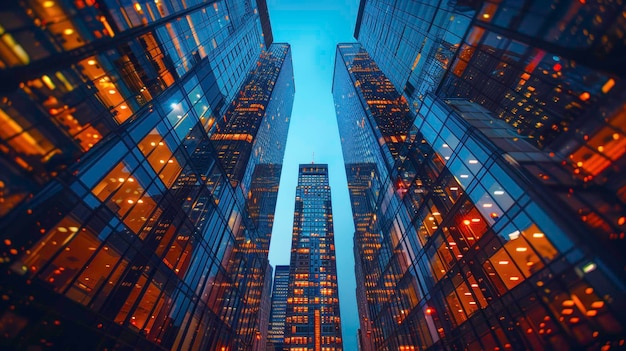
(0, 108, 50, 156)
(138, 129, 182, 187)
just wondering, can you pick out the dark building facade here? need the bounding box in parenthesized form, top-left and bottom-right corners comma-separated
(0, 1, 294, 350)
(254, 264, 274, 351)
(267, 264, 290, 351)
(334, 36, 626, 351)
(284, 164, 343, 351)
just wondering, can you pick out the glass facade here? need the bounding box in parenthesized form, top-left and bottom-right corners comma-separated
(355, 0, 626, 271)
(284, 164, 343, 351)
(255, 264, 274, 351)
(267, 265, 290, 351)
(334, 39, 626, 351)
(0, 1, 294, 350)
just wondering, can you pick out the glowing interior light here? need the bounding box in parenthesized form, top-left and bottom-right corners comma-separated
(134, 3, 142, 11)
(87, 59, 97, 65)
(63, 28, 74, 35)
(108, 89, 116, 94)
(602, 78, 615, 93)
(494, 190, 505, 195)
(482, 13, 490, 19)
(498, 261, 509, 265)
(118, 178, 125, 182)
(471, 218, 480, 223)
(533, 232, 544, 238)
(482, 203, 493, 208)
(43, 1, 55, 7)
(516, 247, 528, 252)
(120, 105, 128, 110)
(127, 199, 134, 204)
(579, 92, 590, 101)
(469, 160, 479, 164)
(591, 301, 604, 309)
(508, 230, 521, 240)
(509, 276, 520, 281)
(442, 144, 449, 148)
(463, 219, 471, 225)
(450, 187, 458, 191)
(460, 174, 469, 178)
(582, 262, 597, 273)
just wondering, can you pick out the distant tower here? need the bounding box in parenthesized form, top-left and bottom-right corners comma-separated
(267, 265, 290, 351)
(284, 164, 343, 350)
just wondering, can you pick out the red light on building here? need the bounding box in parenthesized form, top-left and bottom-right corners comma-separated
(553, 63, 562, 72)
(425, 307, 434, 315)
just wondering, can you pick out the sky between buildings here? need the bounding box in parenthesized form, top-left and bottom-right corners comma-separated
(265, 0, 361, 349)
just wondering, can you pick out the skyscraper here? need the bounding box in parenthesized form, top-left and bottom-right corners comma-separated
(211, 42, 294, 351)
(334, 36, 626, 351)
(267, 265, 290, 351)
(355, 0, 626, 265)
(0, 1, 293, 350)
(284, 164, 343, 351)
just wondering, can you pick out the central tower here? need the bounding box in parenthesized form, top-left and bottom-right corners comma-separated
(284, 164, 343, 350)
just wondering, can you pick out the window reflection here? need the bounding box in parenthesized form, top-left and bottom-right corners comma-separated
(67, 240, 126, 306)
(92, 160, 158, 234)
(79, 57, 135, 123)
(137, 129, 183, 187)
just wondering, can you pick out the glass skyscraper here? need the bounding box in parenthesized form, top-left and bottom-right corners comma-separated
(337, 1, 626, 350)
(267, 264, 290, 351)
(0, 1, 293, 350)
(284, 164, 343, 351)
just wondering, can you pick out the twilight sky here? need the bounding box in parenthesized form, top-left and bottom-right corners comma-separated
(265, 0, 361, 349)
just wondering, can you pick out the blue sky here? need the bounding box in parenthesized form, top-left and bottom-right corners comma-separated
(265, 0, 361, 349)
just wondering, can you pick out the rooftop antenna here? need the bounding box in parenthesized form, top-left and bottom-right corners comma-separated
(312, 152, 315, 164)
